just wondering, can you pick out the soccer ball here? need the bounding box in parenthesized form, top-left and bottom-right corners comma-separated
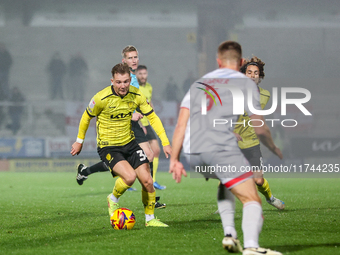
(110, 208, 136, 230)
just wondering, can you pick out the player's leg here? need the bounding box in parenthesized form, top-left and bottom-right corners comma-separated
(76, 161, 110, 185)
(188, 152, 243, 252)
(203, 150, 281, 254)
(135, 123, 166, 205)
(98, 145, 137, 216)
(144, 125, 160, 181)
(255, 175, 284, 210)
(242, 145, 285, 210)
(134, 163, 168, 227)
(230, 179, 282, 255)
(230, 179, 262, 250)
(107, 160, 136, 216)
(218, 182, 243, 253)
(146, 137, 166, 206)
(124, 139, 165, 226)
(130, 121, 152, 191)
(149, 137, 166, 190)
(138, 141, 154, 163)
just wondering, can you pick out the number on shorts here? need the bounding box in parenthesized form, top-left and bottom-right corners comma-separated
(136, 150, 147, 161)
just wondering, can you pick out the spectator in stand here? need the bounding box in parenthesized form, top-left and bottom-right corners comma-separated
(0, 43, 13, 100)
(47, 52, 66, 100)
(6, 87, 25, 135)
(0, 84, 6, 127)
(163, 76, 179, 102)
(68, 53, 88, 101)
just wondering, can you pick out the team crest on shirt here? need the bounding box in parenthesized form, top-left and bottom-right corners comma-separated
(128, 102, 135, 109)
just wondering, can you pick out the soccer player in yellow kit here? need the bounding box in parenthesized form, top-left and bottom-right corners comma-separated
(234, 56, 285, 210)
(71, 63, 171, 227)
(136, 65, 166, 191)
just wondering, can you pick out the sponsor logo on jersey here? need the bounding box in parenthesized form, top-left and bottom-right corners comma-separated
(111, 112, 132, 119)
(89, 99, 95, 109)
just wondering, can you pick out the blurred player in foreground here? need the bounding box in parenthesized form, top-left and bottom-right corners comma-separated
(136, 65, 166, 191)
(71, 63, 171, 227)
(235, 56, 285, 210)
(169, 41, 283, 254)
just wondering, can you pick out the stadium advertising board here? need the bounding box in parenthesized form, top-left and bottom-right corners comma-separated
(0, 138, 44, 158)
(291, 138, 340, 157)
(9, 158, 101, 172)
(46, 137, 98, 158)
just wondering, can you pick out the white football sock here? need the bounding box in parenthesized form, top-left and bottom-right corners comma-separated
(217, 183, 237, 238)
(110, 194, 119, 203)
(242, 201, 263, 248)
(145, 214, 155, 222)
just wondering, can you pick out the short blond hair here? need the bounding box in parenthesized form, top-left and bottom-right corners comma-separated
(121, 45, 138, 58)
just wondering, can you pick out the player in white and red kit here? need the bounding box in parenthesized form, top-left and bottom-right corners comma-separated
(170, 41, 283, 255)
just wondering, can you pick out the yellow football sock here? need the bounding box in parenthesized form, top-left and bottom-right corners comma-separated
(113, 177, 131, 199)
(142, 190, 156, 215)
(152, 157, 159, 182)
(257, 178, 273, 201)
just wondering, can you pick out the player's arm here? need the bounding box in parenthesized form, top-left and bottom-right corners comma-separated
(245, 81, 281, 158)
(71, 96, 102, 156)
(70, 110, 93, 156)
(138, 90, 171, 157)
(146, 111, 171, 158)
(249, 114, 282, 159)
(170, 107, 189, 183)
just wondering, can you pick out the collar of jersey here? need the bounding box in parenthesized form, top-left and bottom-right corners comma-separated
(111, 85, 130, 99)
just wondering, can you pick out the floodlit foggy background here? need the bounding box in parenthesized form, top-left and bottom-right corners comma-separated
(0, 0, 339, 167)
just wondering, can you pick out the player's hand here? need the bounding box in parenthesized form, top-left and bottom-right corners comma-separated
(163, 145, 172, 158)
(132, 112, 143, 121)
(273, 146, 283, 160)
(233, 132, 243, 141)
(169, 160, 187, 183)
(70, 142, 83, 156)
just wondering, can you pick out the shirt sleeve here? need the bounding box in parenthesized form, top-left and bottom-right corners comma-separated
(77, 94, 103, 140)
(77, 110, 93, 140)
(136, 90, 169, 145)
(86, 94, 104, 117)
(245, 80, 261, 116)
(180, 89, 190, 109)
(137, 89, 154, 116)
(146, 112, 170, 146)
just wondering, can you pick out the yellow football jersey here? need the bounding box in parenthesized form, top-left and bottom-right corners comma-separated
(234, 87, 270, 149)
(138, 82, 153, 127)
(77, 85, 169, 147)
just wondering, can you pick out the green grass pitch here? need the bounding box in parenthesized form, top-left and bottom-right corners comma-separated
(0, 171, 339, 255)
